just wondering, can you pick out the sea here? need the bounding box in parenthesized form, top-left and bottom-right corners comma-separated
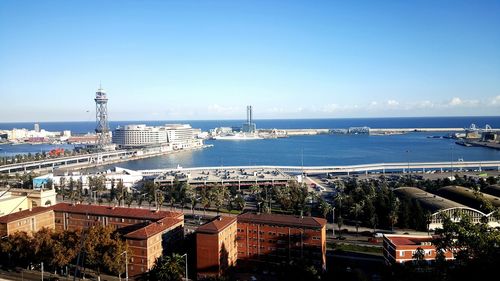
(1, 117, 499, 170)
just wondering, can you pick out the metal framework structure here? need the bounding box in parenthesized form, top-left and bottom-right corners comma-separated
(94, 86, 110, 151)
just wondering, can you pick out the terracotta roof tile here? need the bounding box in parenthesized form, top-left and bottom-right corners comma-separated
(385, 235, 435, 246)
(237, 213, 326, 229)
(124, 217, 183, 239)
(52, 203, 182, 221)
(197, 216, 237, 234)
(0, 206, 53, 224)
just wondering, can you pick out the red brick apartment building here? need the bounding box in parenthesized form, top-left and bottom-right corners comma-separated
(0, 206, 55, 237)
(383, 234, 455, 264)
(196, 216, 238, 279)
(0, 203, 184, 277)
(196, 213, 327, 279)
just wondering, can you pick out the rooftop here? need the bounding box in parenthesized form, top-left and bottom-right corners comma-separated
(52, 203, 183, 221)
(197, 216, 237, 234)
(237, 213, 326, 229)
(394, 187, 465, 213)
(124, 217, 183, 239)
(156, 168, 290, 185)
(438, 185, 500, 208)
(0, 206, 53, 224)
(483, 185, 500, 198)
(384, 234, 435, 247)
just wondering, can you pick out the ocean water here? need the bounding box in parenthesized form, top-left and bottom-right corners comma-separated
(1, 117, 499, 168)
(1, 116, 500, 134)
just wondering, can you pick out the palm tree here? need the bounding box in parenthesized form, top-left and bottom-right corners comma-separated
(150, 254, 185, 281)
(350, 200, 365, 236)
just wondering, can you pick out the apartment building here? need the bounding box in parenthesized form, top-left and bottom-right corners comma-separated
(196, 216, 238, 279)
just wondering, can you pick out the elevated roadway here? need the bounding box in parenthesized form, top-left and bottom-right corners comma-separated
(138, 160, 500, 176)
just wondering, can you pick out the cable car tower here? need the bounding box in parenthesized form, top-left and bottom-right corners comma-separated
(94, 85, 110, 151)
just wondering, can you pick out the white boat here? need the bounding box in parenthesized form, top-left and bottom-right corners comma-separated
(213, 133, 263, 140)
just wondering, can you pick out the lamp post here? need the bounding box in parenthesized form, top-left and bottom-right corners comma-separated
(332, 206, 335, 238)
(406, 150, 410, 180)
(180, 253, 188, 281)
(450, 145, 454, 178)
(119, 250, 128, 281)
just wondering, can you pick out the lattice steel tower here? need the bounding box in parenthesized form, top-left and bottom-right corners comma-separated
(94, 85, 110, 151)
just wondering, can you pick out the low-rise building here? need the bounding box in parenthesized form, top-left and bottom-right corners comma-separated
(196, 216, 238, 279)
(0, 187, 57, 216)
(383, 234, 454, 264)
(155, 168, 291, 189)
(0, 206, 55, 237)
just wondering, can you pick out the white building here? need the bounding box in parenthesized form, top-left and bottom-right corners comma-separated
(113, 124, 203, 149)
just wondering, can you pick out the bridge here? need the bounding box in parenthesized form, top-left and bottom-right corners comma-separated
(0, 150, 136, 174)
(137, 160, 500, 176)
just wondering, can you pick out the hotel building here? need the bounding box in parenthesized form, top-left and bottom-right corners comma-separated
(112, 124, 202, 149)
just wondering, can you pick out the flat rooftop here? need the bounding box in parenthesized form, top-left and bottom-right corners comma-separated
(238, 212, 326, 229)
(394, 187, 465, 213)
(156, 168, 291, 184)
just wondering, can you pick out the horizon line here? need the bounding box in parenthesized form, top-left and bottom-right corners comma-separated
(1, 114, 500, 124)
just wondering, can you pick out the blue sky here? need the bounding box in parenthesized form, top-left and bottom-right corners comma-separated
(1, 0, 499, 122)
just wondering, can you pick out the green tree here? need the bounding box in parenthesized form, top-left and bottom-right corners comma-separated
(83, 225, 128, 281)
(150, 254, 186, 281)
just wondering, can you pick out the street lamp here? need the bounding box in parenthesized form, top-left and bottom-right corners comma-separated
(119, 250, 128, 281)
(332, 206, 335, 238)
(406, 150, 410, 180)
(180, 253, 188, 281)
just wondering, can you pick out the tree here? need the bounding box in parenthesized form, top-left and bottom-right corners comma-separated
(200, 187, 211, 215)
(51, 230, 80, 275)
(388, 197, 400, 231)
(350, 200, 365, 235)
(83, 225, 128, 281)
(150, 254, 186, 281)
(318, 197, 332, 219)
(116, 179, 125, 206)
(412, 247, 427, 267)
(210, 184, 229, 214)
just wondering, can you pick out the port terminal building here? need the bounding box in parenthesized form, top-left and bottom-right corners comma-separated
(154, 168, 291, 189)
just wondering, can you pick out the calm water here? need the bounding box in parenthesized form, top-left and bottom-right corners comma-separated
(1, 116, 500, 134)
(1, 117, 499, 168)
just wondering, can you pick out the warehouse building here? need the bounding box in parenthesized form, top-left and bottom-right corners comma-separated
(393, 187, 497, 230)
(437, 185, 500, 211)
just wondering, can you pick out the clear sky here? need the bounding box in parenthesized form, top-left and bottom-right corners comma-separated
(1, 0, 499, 122)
